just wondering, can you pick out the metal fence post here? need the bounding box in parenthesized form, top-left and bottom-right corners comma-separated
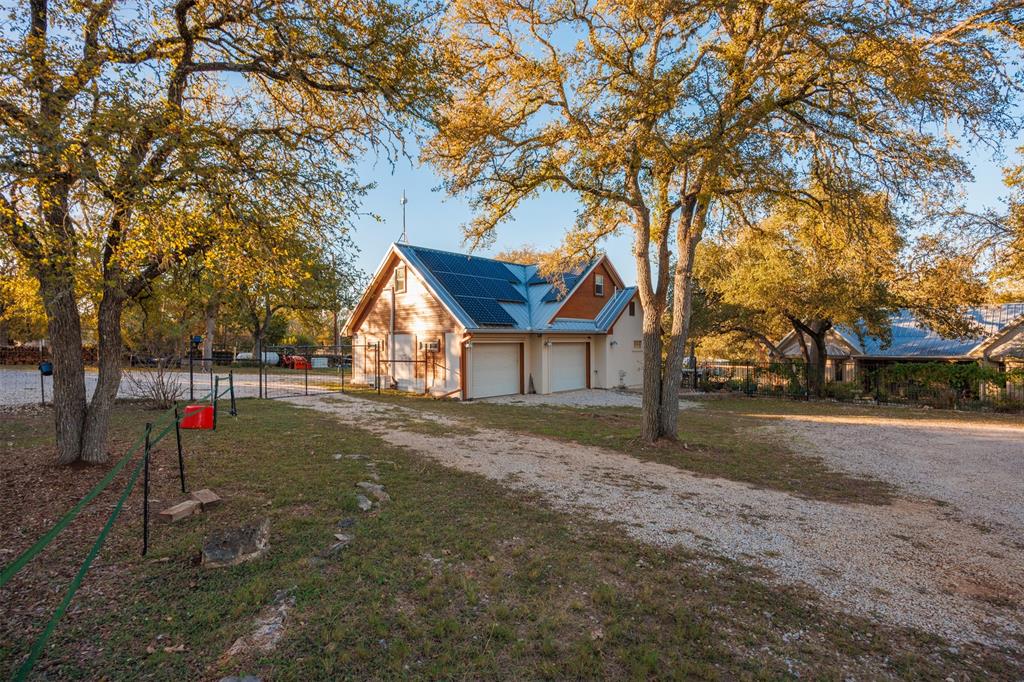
(189, 348, 194, 401)
(229, 370, 237, 416)
(258, 339, 264, 399)
(304, 352, 309, 396)
(213, 376, 220, 430)
(142, 422, 152, 556)
(174, 406, 187, 493)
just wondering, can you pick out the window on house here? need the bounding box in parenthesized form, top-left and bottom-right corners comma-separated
(595, 274, 605, 296)
(628, 301, 636, 316)
(633, 339, 642, 350)
(394, 264, 407, 293)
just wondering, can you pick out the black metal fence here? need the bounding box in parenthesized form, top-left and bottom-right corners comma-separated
(689, 360, 1024, 413)
(0, 343, 375, 406)
(188, 344, 362, 400)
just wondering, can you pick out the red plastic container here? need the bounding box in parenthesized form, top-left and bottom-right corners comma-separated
(180, 404, 214, 430)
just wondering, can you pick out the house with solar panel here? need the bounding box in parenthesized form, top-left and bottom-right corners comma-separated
(774, 304, 1024, 381)
(343, 243, 644, 399)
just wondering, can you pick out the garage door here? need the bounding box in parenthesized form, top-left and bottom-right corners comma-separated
(470, 343, 520, 399)
(550, 342, 587, 392)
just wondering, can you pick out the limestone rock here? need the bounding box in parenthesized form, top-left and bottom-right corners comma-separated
(225, 589, 294, 658)
(356, 481, 391, 503)
(202, 519, 270, 568)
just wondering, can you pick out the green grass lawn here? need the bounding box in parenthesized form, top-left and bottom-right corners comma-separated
(2, 399, 1020, 680)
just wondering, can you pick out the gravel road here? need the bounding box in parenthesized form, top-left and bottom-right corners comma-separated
(287, 392, 1024, 652)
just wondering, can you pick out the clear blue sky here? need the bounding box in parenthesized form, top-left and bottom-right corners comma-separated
(348, 140, 1022, 285)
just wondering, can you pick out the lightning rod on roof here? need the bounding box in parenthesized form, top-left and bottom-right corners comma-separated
(399, 190, 409, 243)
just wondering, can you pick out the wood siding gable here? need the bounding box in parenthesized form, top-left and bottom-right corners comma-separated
(550, 260, 623, 322)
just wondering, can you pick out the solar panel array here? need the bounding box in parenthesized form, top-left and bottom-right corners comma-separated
(527, 273, 550, 285)
(412, 247, 525, 326)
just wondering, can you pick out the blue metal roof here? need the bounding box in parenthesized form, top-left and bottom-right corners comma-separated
(837, 303, 1024, 357)
(393, 243, 634, 333)
(539, 268, 589, 303)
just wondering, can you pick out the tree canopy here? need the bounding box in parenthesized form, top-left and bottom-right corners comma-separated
(696, 186, 988, 393)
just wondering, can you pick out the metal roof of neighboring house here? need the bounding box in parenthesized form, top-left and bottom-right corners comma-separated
(392, 243, 634, 332)
(836, 303, 1024, 358)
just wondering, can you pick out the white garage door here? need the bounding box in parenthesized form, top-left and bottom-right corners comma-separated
(550, 342, 587, 392)
(470, 343, 520, 399)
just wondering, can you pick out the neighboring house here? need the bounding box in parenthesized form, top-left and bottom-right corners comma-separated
(343, 243, 644, 399)
(775, 304, 1024, 381)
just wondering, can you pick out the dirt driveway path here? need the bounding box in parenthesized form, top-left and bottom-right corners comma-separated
(286, 393, 1024, 652)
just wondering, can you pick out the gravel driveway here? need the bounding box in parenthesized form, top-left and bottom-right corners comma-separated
(287, 393, 1024, 652)
(755, 413, 1024, 543)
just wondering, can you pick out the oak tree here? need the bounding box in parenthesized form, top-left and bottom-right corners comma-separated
(427, 0, 1022, 440)
(1, 0, 441, 463)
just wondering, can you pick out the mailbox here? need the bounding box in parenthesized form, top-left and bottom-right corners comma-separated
(180, 404, 214, 430)
(38, 361, 53, 376)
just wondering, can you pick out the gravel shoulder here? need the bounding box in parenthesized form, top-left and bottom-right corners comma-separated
(287, 392, 1024, 653)
(753, 413, 1024, 541)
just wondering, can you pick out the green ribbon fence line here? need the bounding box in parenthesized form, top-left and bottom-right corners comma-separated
(8, 388, 223, 679)
(0, 391, 213, 590)
(0, 433, 142, 590)
(15, 445, 149, 681)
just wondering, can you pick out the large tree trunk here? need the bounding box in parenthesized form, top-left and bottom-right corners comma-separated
(639, 307, 664, 441)
(807, 324, 829, 397)
(789, 317, 831, 397)
(631, 205, 670, 443)
(79, 288, 126, 463)
(659, 197, 705, 439)
(40, 272, 89, 465)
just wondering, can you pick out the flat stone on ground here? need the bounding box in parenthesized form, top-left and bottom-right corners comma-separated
(356, 494, 372, 512)
(356, 481, 391, 502)
(159, 499, 201, 522)
(190, 488, 222, 509)
(202, 519, 270, 567)
(224, 588, 294, 658)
